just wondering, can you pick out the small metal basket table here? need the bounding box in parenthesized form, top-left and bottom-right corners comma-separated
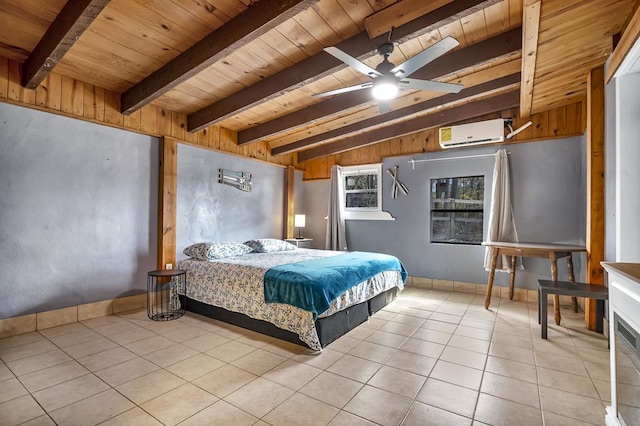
(147, 269, 186, 321)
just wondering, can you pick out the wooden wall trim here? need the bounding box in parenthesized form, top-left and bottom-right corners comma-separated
(585, 66, 605, 330)
(158, 137, 178, 270)
(284, 166, 295, 239)
(520, 0, 541, 117)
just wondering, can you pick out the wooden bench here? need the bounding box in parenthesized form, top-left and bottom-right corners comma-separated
(537, 280, 608, 339)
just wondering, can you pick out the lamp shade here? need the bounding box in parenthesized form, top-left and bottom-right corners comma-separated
(294, 214, 306, 227)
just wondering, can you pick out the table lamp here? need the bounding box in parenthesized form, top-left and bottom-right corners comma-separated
(294, 214, 306, 239)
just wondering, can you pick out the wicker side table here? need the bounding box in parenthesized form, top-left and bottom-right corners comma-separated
(147, 269, 186, 321)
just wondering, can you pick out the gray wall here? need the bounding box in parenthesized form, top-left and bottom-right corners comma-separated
(304, 180, 330, 249)
(304, 137, 586, 289)
(176, 144, 285, 259)
(0, 103, 159, 319)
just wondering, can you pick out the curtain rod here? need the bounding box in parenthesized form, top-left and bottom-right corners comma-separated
(408, 152, 511, 169)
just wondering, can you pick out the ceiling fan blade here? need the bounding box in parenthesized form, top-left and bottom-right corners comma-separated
(378, 100, 391, 114)
(390, 36, 459, 78)
(399, 78, 463, 94)
(313, 82, 373, 98)
(324, 47, 382, 78)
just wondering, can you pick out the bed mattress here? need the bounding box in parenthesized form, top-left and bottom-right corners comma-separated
(176, 249, 404, 350)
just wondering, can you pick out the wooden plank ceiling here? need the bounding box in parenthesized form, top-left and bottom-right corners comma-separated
(0, 0, 635, 163)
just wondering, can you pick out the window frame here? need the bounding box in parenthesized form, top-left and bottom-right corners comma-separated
(430, 175, 485, 245)
(340, 164, 394, 221)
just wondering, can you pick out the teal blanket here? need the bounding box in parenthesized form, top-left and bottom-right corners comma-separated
(264, 251, 407, 317)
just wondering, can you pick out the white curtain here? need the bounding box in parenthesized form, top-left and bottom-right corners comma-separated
(325, 165, 348, 251)
(484, 149, 522, 270)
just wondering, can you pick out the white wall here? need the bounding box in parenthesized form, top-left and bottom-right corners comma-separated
(613, 72, 640, 261)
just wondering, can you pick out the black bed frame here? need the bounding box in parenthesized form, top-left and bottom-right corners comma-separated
(180, 287, 398, 349)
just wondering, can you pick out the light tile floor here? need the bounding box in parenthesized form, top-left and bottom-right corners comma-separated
(0, 287, 611, 425)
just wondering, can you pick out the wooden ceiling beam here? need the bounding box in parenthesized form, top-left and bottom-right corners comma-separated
(120, 0, 320, 115)
(187, 0, 501, 132)
(272, 73, 521, 156)
(22, 0, 110, 90)
(606, 1, 640, 83)
(520, 0, 541, 118)
(297, 90, 520, 162)
(239, 27, 522, 146)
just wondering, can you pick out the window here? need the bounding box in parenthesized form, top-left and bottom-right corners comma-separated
(340, 164, 393, 221)
(430, 176, 484, 244)
(343, 164, 381, 211)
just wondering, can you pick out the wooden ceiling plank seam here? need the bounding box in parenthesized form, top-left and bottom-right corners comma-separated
(135, 0, 219, 40)
(271, 72, 521, 156)
(297, 90, 520, 161)
(261, 29, 310, 64)
(237, 27, 522, 145)
(415, 30, 443, 51)
(364, 0, 454, 39)
(334, 0, 375, 29)
(483, 1, 510, 36)
(120, 0, 320, 115)
(460, 8, 490, 46)
(22, 0, 110, 90)
(292, 6, 342, 48)
(607, 0, 640, 82)
(519, 0, 540, 118)
(0, 1, 65, 22)
(187, 0, 502, 131)
(531, 94, 587, 116)
(170, 0, 226, 28)
(507, 0, 523, 30)
(87, 16, 181, 63)
(538, 3, 630, 43)
(312, 0, 360, 41)
(275, 18, 323, 57)
(103, 1, 203, 48)
(437, 19, 469, 49)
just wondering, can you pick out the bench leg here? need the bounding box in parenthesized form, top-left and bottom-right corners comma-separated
(567, 256, 579, 313)
(538, 287, 541, 325)
(595, 299, 605, 334)
(541, 290, 548, 339)
(509, 256, 516, 300)
(485, 247, 498, 309)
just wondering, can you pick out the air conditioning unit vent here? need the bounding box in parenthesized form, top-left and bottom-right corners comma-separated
(439, 119, 505, 149)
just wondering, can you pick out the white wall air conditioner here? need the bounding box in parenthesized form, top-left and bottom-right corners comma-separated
(439, 118, 505, 149)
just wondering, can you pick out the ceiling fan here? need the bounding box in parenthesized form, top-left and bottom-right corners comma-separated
(314, 34, 464, 113)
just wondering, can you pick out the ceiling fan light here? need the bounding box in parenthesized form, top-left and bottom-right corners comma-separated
(372, 81, 398, 100)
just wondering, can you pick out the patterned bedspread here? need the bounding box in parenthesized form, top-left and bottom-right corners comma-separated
(176, 249, 404, 350)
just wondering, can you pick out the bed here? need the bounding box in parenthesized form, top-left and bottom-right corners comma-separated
(176, 241, 406, 351)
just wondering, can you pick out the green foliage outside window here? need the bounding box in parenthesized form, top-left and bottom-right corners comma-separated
(431, 176, 484, 244)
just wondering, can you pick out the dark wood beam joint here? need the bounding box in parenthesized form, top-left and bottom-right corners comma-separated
(187, 0, 501, 131)
(121, 0, 320, 115)
(297, 90, 519, 161)
(242, 27, 522, 145)
(22, 0, 110, 89)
